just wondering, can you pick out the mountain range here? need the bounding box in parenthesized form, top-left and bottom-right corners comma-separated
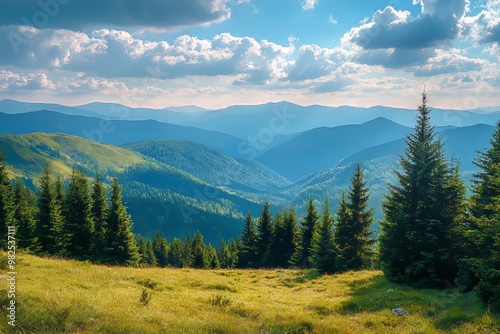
(0, 100, 498, 244)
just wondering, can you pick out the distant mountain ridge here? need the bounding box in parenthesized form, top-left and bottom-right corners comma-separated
(2, 99, 499, 139)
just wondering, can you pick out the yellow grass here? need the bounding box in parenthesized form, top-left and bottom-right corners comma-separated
(0, 253, 498, 333)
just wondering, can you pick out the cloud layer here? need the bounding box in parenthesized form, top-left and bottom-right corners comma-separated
(0, 0, 230, 30)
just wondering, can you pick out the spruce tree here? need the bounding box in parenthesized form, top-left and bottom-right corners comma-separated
(337, 163, 375, 270)
(272, 208, 298, 268)
(238, 210, 258, 268)
(191, 230, 208, 269)
(182, 232, 193, 267)
(13, 178, 38, 249)
(136, 234, 146, 264)
(143, 238, 158, 267)
(379, 93, 466, 287)
(462, 121, 500, 307)
(334, 190, 350, 271)
(207, 243, 220, 269)
(167, 237, 184, 267)
(152, 230, 169, 267)
(35, 166, 65, 255)
(291, 196, 319, 268)
(106, 176, 139, 266)
(63, 168, 93, 259)
(91, 173, 109, 260)
(310, 196, 339, 273)
(0, 151, 14, 249)
(256, 200, 274, 267)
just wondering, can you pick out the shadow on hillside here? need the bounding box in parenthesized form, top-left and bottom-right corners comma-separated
(337, 273, 492, 331)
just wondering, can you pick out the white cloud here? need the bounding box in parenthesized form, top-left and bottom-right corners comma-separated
(414, 49, 485, 77)
(301, 0, 318, 11)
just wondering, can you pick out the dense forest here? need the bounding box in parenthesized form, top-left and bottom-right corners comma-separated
(0, 94, 499, 311)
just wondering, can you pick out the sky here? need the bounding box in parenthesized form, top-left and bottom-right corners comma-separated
(0, 0, 499, 110)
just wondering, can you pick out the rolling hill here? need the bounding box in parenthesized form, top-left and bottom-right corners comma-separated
(0, 110, 245, 158)
(0, 133, 262, 244)
(123, 140, 291, 194)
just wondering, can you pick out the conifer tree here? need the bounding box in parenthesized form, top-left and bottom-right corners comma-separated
(182, 232, 193, 267)
(238, 210, 258, 267)
(291, 196, 319, 268)
(167, 237, 184, 267)
(272, 208, 298, 267)
(191, 230, 208, 269)
(334, 191, 350, 271)
(106, 176, 139, 266)
(13, 178, 38, 249)
(379, 93, 466, 287)
(91, 173, 109, 260)
(136, 234, 146, 264)
(0, 152, 14, 249)
(338, 163, 375, 270)
(310, 196, 339, 273)
(36, 166, 65, 255)
(152, 230, 169, 267)
(143, 238, 157, 267)
(462, 121, 500, 308)
(256, 200, 274, 267)
(64, 168, 93, 258)
(207, 243, 220, 269)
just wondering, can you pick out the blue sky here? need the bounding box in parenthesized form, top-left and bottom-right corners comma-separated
(0, 0, 499, 109)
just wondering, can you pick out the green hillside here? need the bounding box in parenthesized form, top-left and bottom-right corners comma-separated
(0, 133, 259, 244)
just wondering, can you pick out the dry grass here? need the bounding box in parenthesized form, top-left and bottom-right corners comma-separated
(0, 253, 498, 333)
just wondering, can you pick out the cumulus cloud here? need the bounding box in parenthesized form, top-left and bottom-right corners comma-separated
(0, 0, 231, 31)
(461, 0, 500, 44)
(414, 49, 485, 77)
(347, 1, 469, 50)
(0, 27, 294, 84)
(286, 45, 339, 81)
(0, 70, 55, 90)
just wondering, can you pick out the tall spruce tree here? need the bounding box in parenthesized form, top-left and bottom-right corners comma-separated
(256, 200, 274, 267)
(191, 230, 208, 269)
(272, 208, 298, 268)
(238, 210, 258, 268)
(0, 152, 14, 249)
(182, 232, 193, 267)
(64, 168, 94, 259)
(36, 166, 65, 255)
(152, 230, 169, 267)
(334, 190, 350, 271)
(167, 237, 184, 268)
(207, 243, 220, 269)
(292, 196, 319, 268)
(106, 176, 139, 265)
(463, 121, 500, 308)
(379, 93, 466, 287)
(310, 196, 339, 273)
(336, 163, 375, 270)
(143, 238, 158, 267)
(13, 178, 38, 249)
(91, 173, 109, 260)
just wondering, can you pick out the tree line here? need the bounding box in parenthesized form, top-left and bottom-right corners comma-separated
(0, 92, 499, 310)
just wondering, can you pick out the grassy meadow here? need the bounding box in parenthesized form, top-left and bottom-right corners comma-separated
(0, 253, 499, 333)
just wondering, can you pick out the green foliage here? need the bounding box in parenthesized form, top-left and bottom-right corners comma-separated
(13, 177, 38, 249)
(152, 230, 169, 267)
(310, 196, 339, 273)
(91, 173, 109, 261)
(292, 196, 319, 268)
(335, 163, 375, 271)
(143, 238, 157, 267)
(272, 207, 299, 268)
(463, 121, 500, 310)
(63, 168, 94, 259)
(256, 200, 274, 267)
(35, 166, 65, 255)
(207, 243, 220, 269)
(167, 237, 184, 268)
(0, 151, 14, 249)
(140, 288, 152, 307)
(238, 210, 258, 268)
(106, 176, 140, 266)
(379, 93, 466, 287)
(191, 230, 209, 269)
